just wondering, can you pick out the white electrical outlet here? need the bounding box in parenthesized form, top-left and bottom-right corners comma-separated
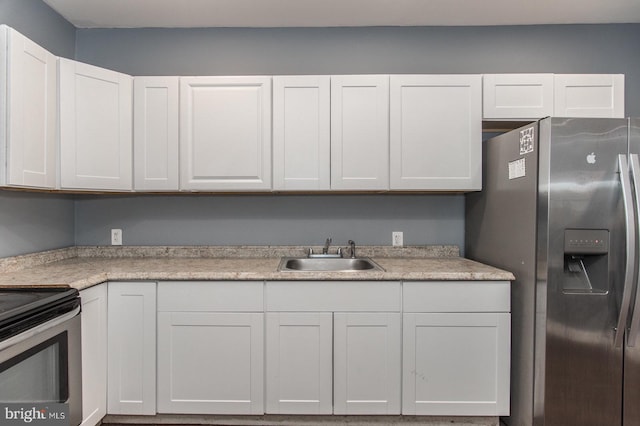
(392, 231, 403, 247)
(111, 229, 123, 246)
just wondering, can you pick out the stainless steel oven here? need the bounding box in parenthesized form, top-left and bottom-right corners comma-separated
(0, 288, 82, 426)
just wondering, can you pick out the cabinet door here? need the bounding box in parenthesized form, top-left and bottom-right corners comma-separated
(554, 74, 625, 118)
(0, 26, 57, 188)
(157, 312, 264, 414)
(80, 284, 107, 426)
(180, 76, 271, 191)
(331, 75, 389, 190)
(59, 58, 133, 190)
(390, 75, 482, 191)
(482, 73, 554, 119)
(402, 312, 510, 416)
(266, 312, 333, 414)
(133, 76, 179, 190)
(333, 312, 401, 415)
(273, 76, 330, 190)
(107, 282, 156, 415)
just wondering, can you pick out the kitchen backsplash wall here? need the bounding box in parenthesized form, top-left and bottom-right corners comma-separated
(74, 194, 464, 249)
(0, 0, 76, 257)
(0, 190, 75, 258)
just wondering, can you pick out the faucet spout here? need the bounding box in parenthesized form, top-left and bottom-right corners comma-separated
(323, 238, 332, 254)
(348, 240, 356, 259)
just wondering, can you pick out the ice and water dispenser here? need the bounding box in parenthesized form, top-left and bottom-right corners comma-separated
(563, 229, 610, 293)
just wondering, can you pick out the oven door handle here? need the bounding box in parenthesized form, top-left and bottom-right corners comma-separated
(0, 305, 81, 352)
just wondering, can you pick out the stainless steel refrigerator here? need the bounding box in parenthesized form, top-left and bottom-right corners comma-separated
(466, 117, 640, 426)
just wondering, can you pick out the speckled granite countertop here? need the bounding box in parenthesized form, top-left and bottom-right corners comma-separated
(0, 246, 514, 290)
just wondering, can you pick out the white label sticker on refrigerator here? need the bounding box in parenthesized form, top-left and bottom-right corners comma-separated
(520, 127, 535, 155)
(509, 158, 526, 179)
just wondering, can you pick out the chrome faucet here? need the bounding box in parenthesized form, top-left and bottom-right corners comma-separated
(323, 238, 332, 254)
(348, 240, 356, 258)
(308, 237, 343, 258)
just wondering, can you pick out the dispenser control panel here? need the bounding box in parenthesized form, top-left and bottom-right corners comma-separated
(564, 229, 609, 255)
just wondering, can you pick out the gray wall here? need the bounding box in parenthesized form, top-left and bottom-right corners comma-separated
(0, 0, 75, 57)
(74, 194, 463, 248)
(72, 24, 640, 250)
(0, 0, 76, 257)
(0, 190, 75, 257)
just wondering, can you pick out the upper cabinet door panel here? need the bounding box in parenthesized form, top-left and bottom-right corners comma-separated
(0, 26, 57, 188)
(133, 76, 179, 191)
(390, 75, 482, 191)
(59, 58, 133, 191)
(483, 74, 554, 119)
(331, 75, 389, 190)
(273, 76, 330, 191)
(554, 74, 624, 118)
(180, 76, 272, 191)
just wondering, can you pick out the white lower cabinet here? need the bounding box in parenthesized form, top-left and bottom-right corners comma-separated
(94, 279, 509, 420)
(265, 312, 333, 414)
(265, 281, 402, 415)
(80, 284, 107, 426)
(333, 312, 402, 415)
(107, 282, 157, 415)
(156, 281, 264, 414)
(401, 281, 511, 416)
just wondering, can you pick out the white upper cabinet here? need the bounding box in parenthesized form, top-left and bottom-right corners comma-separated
(554, 74, 624, 118)
(331, 75, 389, 190)
(59, 58, 133, 191)
(179, 76, 271, 191)
(483, 73, 554, 119)
(273, 76, 330, 191)
(390, 75, 482, 191)
(0, 25, 57, 189)
(133, 76, 179, 191)
(483, 73, 625, 120)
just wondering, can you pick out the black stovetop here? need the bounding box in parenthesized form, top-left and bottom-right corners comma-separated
(0, 287, 80, 340)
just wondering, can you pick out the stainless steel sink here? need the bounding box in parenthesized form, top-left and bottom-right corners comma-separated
(278, 257, 384, 272)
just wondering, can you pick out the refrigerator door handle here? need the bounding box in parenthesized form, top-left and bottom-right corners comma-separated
(626, 153, 640, 347)
(615, 154, 636, 348)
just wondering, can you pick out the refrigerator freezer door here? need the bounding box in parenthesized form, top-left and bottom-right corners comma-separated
(624, 118, 640, 426)
(538, 118, 628, 426)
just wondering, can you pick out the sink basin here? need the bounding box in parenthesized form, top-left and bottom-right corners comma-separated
(278, 257, 384, 272)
